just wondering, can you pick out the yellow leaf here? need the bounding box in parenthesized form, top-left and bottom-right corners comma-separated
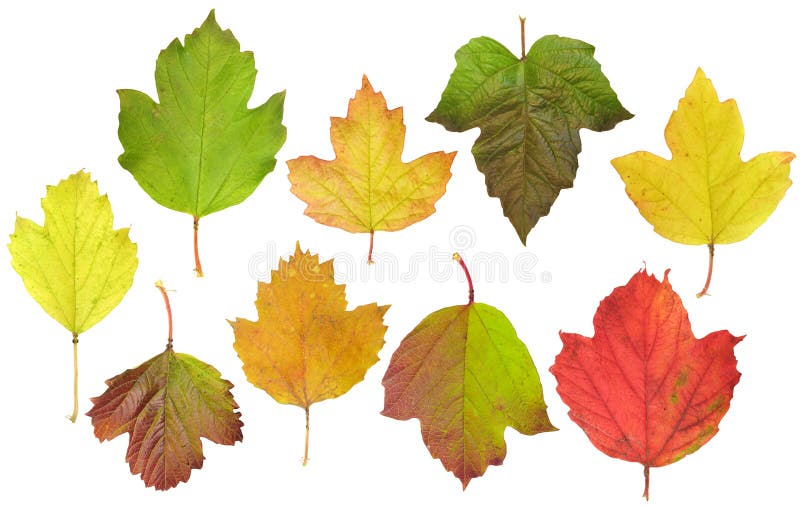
(611, 68, 792, 296)
(9, 171, 138, 334)
(230, 242, 389, 463)
(287, 76, 455, 261)
(9, 170, 138, 421)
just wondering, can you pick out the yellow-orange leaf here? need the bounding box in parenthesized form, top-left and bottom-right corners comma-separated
(287, 76, 455, 261)
(230, 242, 389, 463)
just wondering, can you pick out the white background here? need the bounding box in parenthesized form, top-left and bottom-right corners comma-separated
(1, 0, 797, 504)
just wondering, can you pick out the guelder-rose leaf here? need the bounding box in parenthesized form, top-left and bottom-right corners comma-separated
(550, 270, 743, 499)
(9, 170, 138, 421)
(9, 171, 137, 334)
(382, 255, 555, 488)
(427, 26, 631, 244)
(287, 76, 455, 261)
(118, 10, 286, 275)
(87, 348, 243, 490)
(611, 69, 792, 296)
(230, 242, 389, 463)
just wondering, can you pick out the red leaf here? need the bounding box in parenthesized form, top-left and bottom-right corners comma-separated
(87, 349, 243, 490)
(550, 270, 742, 499)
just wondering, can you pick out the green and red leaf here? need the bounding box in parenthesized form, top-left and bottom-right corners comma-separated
(87, 349, 243, 490)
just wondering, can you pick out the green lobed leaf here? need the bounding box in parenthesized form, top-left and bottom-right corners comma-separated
(117, 9, 286, 218)
(427, 34, 632, 243)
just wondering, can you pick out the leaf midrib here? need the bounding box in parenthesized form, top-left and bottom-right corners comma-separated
(157, 352, 173, 490)
(699, 85, 716, 243)
(518, 58, 529, 236)
(470, 48, 584, 238)
(193, 31, 213, 217)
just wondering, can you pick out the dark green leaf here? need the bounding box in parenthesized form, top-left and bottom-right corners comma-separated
(428, 34, 632, 243)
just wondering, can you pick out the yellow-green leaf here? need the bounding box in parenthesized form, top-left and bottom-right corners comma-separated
(287, 76, 455, 261)
(611, 68, 792, 296)
(9, 171, 138, 334)
(9, 170, 138, 420)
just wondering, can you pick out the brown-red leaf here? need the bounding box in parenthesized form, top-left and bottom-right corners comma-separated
(87, 349, 243, 490)
(550, 270, 742, 499)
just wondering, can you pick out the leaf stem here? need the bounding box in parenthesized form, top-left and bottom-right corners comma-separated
(643, 465, 651, 500)
(156, 281, 174, 349)
(519, 16, 527, 60)
(696, 243, 715, 298)
(193, 216, 204, 277)
(303, 406, 310, 466)
(368, 229, 375, 264)
(67, 333, 79, 423)
(453, 253, 474, 304)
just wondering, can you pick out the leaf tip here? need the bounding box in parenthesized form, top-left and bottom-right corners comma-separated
(515, 227, 530, 246)
(360, 74, 373, 92)
(694, 66, 707, 81)
(204, 8, 218, 26)
(424, 110, 438, 124)
(688, 67, 716, 97)
(621, 107, 635, 121)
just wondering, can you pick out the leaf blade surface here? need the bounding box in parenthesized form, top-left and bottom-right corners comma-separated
(611, 69, 792, 293)
(382, 301, 554, 487)
(87, 349, 243, 490)
(9, 170, 137, 335)
(428, 34, 631, 243)
(550, 270, 742, 498)
(288, 77, 454, 255)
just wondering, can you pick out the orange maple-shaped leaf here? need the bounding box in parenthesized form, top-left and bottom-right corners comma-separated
(287, 76, 455, 261)
(87, 283, 243, 490)
(550, 270, 742, 499)
(230, 242, 389, 463)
